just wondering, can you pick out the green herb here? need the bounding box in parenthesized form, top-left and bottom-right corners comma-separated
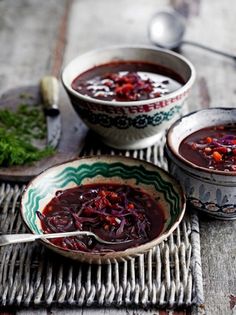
(0, 104, 55, 167)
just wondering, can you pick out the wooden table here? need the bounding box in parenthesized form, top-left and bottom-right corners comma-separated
(0, 0, 236, 314)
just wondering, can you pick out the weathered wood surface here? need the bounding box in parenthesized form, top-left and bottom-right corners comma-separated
(16, 309, 190, 315)
(0, 0, 88, 182)
(0, 0, 236, 314)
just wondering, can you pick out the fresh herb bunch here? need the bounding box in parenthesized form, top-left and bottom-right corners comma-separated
(0, 104, 55, 167)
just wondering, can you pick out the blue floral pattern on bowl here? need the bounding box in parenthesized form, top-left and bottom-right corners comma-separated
(62, 46, 195, 149)
(76, 105, 181, 129)
(166, 108, 236, 220)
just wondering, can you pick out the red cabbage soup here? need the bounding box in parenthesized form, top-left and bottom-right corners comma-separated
(72, 61, 184, 102)
(179, 124, 236, 172)
(37, 183, 165, 252)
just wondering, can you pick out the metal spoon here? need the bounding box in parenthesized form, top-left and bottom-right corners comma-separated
(148, 10, 236, 60)
(0, 231, 130, 247)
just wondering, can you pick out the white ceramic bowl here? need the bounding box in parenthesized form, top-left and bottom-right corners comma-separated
(62, 46, 195, 150)
(21, 155, 186, 264)
(165, 107, 236, 220)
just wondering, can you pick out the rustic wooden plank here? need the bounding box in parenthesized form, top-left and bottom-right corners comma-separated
(179, 0, 236, 112)
(198, 216, 236, 315)
(0, 0, 66, 94)
(16, 311, 46, 315)
(175, 0, 236, 313)
(0, 0, 88, 181)
(0, 0, 235, 314)
(170, 0, 201, 18)
(48, 308, 190, 315)
(63, 0, 166, 62)
(50, 0, 73, 78)
(9, 309, 190, 315)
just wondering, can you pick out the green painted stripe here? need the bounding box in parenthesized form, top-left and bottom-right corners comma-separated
(24, 162, 181, 233)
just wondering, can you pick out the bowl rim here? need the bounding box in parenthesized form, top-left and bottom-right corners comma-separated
(61, 45, 196, 107)
(166, 107, 236, 177)
(20, 155, 186, 262)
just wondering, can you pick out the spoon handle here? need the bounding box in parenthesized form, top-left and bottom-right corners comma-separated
(182, 40, 236, 60)
(0, 231, 128, 246)
(0, 231, 98, 246)
(0, 234, 39, 246)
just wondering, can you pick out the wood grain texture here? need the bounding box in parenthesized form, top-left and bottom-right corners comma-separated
(0, 0, 65, 95)
(170, 0, 201, 17)
(0, 0, 236, 314)
(16, 312, 46, 315)
(47, 308, 190, 315)
(16, 308, 190, 315)
(0, 0, 88, 181)
(180, 0, 236, 112)
(50, 0, 73, 78)
(198, 214, 236, 315)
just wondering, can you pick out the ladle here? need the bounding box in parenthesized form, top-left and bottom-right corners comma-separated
(148, 11, 236, 61)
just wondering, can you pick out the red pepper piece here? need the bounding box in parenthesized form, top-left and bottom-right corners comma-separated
(191, 143, 197, 150)
(94, 196, 111, 209)
(128, 203, 134, 209)
(216, 146, 227, 154)
(212, 151, 222, 161)
(99, 190, 106, 197)
(115, 83, 134, 95)
(106, 191, 119, 203)
(206, 137, 212, 143)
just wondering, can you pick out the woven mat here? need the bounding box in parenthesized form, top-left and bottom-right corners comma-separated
(0, 137, 204, 308)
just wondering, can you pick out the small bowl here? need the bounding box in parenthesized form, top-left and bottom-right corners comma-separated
(21, 155, 185, 264)
(61, 46, 195, 150)
(165, 107, 236, 220)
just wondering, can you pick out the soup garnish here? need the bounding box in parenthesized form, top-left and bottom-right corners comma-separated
(37, 183, 165, 252)
(179, 124, 236, 171)
(0, 104, 54, 166)
(72, 61, 184, 102)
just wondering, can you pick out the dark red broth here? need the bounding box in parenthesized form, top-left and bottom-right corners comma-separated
(37, 183, 165, 252)
(72, 61, 184, 102)
(179, 124, 236, 171)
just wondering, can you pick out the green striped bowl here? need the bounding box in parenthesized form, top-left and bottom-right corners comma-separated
(21, 156, 186, 264)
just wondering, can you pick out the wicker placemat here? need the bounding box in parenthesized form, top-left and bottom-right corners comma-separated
(0, 138, 204, 308)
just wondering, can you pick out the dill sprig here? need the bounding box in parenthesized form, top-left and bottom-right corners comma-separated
(0, 104, 55, 167)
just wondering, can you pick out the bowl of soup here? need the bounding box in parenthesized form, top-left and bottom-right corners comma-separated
(21, 155, 186, 264)
(61, 46, 195, 149)
(165, 107, 236, 220)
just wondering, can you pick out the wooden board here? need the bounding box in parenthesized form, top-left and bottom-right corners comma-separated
(0, 85, 88, 182)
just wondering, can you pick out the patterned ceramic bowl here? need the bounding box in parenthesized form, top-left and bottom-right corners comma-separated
(61, 46, 195, 150)
(165, 107, 236, 220)
(21, 156, 185, 264)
